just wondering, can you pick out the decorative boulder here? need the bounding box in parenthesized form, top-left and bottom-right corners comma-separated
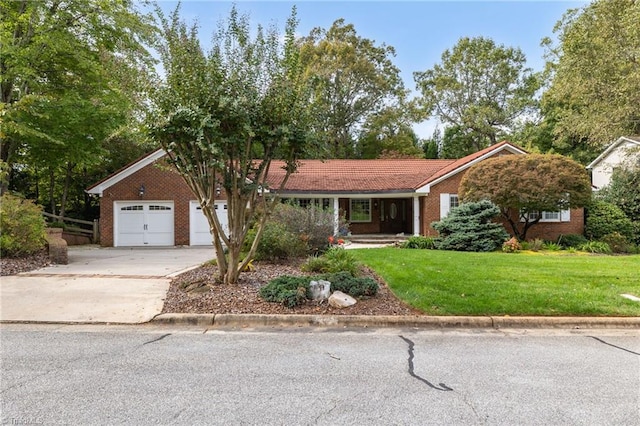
(309, 280, 331, 301)
(328, 291, 357, 308)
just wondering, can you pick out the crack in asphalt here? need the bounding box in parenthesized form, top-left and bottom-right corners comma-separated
(143, 333, 172, 345)
(587, 336, 639, 356)
(399, 335, 453, 392)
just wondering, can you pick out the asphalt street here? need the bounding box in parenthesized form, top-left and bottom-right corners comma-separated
(1, 325, 639, 425)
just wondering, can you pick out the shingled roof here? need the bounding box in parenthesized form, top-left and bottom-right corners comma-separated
(266, 158, 455, 193)
(267, 141, 525, 194)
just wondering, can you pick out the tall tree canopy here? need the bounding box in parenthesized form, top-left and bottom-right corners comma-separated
(459, 154, 591, 240)
(414, 36, 541, 157)
(150, 6, 313, 284)
(541, 0, 640, 157)
(357, 104, 423, 159)
(0, 0, 156, 214)
(299, 19, 406, 158)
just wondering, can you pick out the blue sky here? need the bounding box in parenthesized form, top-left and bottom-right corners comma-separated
(154, 0, 588, 137)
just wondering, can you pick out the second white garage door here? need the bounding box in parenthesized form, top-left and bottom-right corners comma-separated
(190, 201, 229, 246)
(115, 202, 174, 247)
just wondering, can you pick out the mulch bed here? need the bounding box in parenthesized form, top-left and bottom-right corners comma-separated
(161, 260, 422, 316)
(0, 250, 50, 276)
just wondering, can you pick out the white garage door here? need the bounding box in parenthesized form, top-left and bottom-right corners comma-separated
(115, 202, 174, 247)
(190, 201, 229, 246)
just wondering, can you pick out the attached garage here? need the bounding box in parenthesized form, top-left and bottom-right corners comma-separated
(189, 201, 229, 246)
(114, 201, 174, 247)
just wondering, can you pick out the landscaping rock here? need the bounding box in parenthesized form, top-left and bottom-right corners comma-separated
(329, 291, 357, 308)
(309, 280, 331, 301)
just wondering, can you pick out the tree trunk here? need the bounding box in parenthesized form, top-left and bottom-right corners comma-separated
(59, 162, 74, 218)
(48, 167, 56, 215)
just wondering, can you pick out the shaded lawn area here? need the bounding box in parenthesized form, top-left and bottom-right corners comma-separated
(351, 248, 640, 316)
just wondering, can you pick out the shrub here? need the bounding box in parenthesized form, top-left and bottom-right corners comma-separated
(579, 241, 612, 254)
(543, 242, 561, 251)
(585, 201, 634, 242)
(301, 247, 360, 276)
(401, 235, 436, 249)
(320, 271, 378, 297)
(557, 234, 588, 249)
(600, 233, 634, 254)
(259, 271, 378, 307)
(527, 238, 545, 252)
(502, 237, 521, 253)
(271, 202, 348, 253)
(258, 276, 310, 308)
(254, 222, 307, 261)
(431, 200, 509, 252)
(0, 194, 47, 257)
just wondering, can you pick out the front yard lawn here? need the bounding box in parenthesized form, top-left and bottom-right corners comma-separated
(351, 248, 640, 316)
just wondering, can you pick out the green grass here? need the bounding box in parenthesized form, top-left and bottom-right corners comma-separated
(351, 248, 640, 316)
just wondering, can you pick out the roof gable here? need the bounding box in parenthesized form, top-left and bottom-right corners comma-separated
(414, 141, 527, 193)
(586, 136, 640, 169)
(86, 148, 166, 196)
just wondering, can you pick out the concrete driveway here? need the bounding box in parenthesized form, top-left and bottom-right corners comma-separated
(0, 246, 214, 324)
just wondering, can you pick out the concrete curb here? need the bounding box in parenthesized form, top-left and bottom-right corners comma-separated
(152, 313, 640, 329)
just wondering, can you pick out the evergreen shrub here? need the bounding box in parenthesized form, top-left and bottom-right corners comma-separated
(431, 200, 509, 252)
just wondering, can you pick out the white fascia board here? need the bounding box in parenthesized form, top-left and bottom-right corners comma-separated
(274, 192, 416, 199)
(86, 149, 167, 196)
(586, 137, 640, 169)
(415, 144, 527, 194)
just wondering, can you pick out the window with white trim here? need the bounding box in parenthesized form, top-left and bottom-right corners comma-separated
(350, 199, 371, 222)
(439, 193, 459, 218)
(525, 210, 569, 222)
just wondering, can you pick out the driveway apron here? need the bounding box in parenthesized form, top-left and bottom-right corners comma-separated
(0, 246, 214, 324)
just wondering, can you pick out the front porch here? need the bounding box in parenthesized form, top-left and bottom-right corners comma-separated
(346, 233, 411, 244)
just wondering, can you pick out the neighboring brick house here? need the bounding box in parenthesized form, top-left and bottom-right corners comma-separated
(86, 141, 584, 247)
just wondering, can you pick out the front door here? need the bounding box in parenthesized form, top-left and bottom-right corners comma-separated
(381, 199, 405, 234)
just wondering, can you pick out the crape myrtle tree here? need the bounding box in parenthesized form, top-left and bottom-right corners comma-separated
(150, 6, 314, 284)
(459, 154, 591, 240)
(414, 37, 541, 158)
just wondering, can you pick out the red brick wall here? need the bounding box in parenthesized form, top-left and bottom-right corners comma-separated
(346, 198, 382, 234)
(506, 209, 585, 241)
(98, 159, 223, 246)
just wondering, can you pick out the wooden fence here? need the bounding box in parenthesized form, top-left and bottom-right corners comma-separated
(42, 212, 99, 243)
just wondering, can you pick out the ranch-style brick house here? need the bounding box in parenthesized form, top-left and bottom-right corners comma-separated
(86, 141, 584, 247)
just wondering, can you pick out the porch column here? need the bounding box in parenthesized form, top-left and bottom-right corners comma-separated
(333, 197, 340, 236)
(413, 195, 420, 236)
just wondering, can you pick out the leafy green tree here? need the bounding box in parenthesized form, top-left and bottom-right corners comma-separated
(358, 105, 423, 159)
(440, 125, 483, 159)
(299, 19, 406, 158)
(459, 154, 592, 240)
(541, 0, 640, 154)
(432, 200, 509, 252)
(0, 0, 157, 207)
(414, 36, 541, 155)
(422, 127, 441, 159)
(150, 6, 314, 284)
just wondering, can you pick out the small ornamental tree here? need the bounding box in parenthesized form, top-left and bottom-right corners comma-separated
(459, 154, 592, 240)
(431, 200, 509, 252)
(150, 6, 313, 284)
